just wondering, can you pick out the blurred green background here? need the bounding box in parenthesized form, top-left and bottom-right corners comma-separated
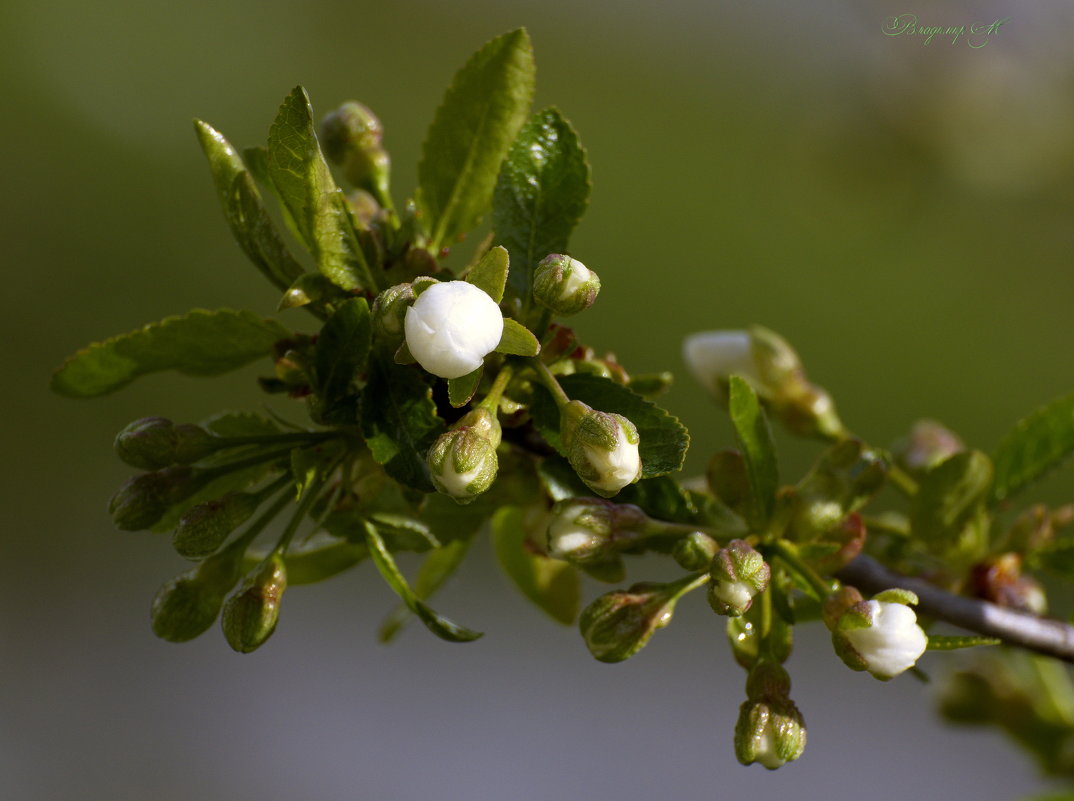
(6, 0, 1074, 798)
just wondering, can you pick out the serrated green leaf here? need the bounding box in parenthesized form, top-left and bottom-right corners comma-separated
(51, 309, 290, 398)
(418, 29, 535, 252)
(448, 367, 482, 408)
(530, 373, 690, 478)
(193, 121, 305, 291)
(314, 297, 371, 421)
(243, 144, 306, 245)
(926, 635, 1002, 651)
(493, 107, 591, 313)
(379, 539, 473, 642)
(728, 375, 778, 530)
(465, 245, 509, 303)
(364, 522, 482, 643)
(991, 393, 1074, 505)
(912, 450, 993, 550)
(359, 351, 445, 492)
(491, 506, 580, 624)
(267, 86, 376, 291)
(496, 318, 540, 357)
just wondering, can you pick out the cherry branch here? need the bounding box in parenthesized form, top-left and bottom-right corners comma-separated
(837, 555, 1074, 664)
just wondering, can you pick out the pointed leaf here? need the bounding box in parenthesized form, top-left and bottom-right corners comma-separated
(491, 506, 580, 624)
(530, 373, 690, 478)
(448, 367, 482, 408)
(991, 393, 1074, 505)
(912, 450, 993, 550)
(465, 245, 509, 303)
(193, 120, 304, 291)
(359, 351, 445, 492)
(379, 539, 473, 642)
(493, 107, 591, 311)
(728, 375, 778, 529)
(364, 522, 482, 643)
(267, 86, 375, 291)
(496, 318, 540, 357)
(51, 309, 289, 398)
(314, 297, 371, 421)
(418, 29, 535, 252)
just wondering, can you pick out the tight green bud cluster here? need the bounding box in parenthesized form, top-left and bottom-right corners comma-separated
(734, 661, 807, 770)
(320, 101, 391, 204)
(151, 548, 243, 642)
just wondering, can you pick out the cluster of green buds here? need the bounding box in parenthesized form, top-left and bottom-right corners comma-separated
(427, 406, 501, 502)
(320, 101, 391, 211)
(734, 660, 807, 770)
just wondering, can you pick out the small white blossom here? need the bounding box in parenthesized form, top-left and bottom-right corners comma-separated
(712, 580, 756, 613)
(404, 281, 504, 379)
(581, 438, 641, 495)
(547, 499, 613, 561)
(682, 330, 757, 395)
(842, 599, 928, 680)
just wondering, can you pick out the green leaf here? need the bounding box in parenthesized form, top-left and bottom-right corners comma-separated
(728, 375, 778, 530)
(267, 86, 376, 291)
(193, 121, 306, 291)
(465, 245, 509, 302)
(359, 351, 445, 492)
(530, 373, 690, 478)
(925, 635, 1002, 651)
(202, 411, 283, 438)
(496, 318, 540, 357)
(991, 393, 1074, 505)
(448, 367, 482, 408)
(314, 298, 371, 421)
(418, 29, 536, 252)
(364, 522, 482, 643)
(617, 476, 699, 524)
(378, 540, 473, 642)
(493, 107, 591, 312)
(51, 309, 290, 398)
(491, 506, 580, 625)
(911, 450, 993, 550)
(247, 537, 368, 584)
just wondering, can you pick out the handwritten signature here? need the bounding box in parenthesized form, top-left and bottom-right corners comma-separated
(883, 14, 1009, 48)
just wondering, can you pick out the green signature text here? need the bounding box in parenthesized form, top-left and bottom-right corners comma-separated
(883, 14, 1010, 48)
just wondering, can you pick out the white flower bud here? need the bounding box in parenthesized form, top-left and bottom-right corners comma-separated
(404, 281, 504, 379)
(533, 254, 601, 316)
(708, 539, 771, 617)
(561, 401, 642, 497)
(834, 594, 928, 680)
(682, 330, 758, 395)
(427, 427, 498, 501)
(545, 497, 650, 563)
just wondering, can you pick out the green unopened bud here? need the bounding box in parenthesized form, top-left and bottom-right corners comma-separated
(561, 400, 642, 497)
(371, 282, 417, 344)
(672, 531, 720, 571)
(579, 580, 686, 663)
(427, 426, 498, 503)
(173, 492, 262, 559)
(708, 539, 770, 617)
(151, 549, 243, 642)
(222, 554, 288, 653)
(734, 662, 807, 770)
(320, 101, 390, 199)
(114, 417, 179, 470)
(108, 467, 199, 531)
(533, 254, 601, 316)
(546, 497, 650, 564)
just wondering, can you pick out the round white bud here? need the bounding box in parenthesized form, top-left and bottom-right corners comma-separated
(404, 281, 504, 379)
(842, 599, 928, 680)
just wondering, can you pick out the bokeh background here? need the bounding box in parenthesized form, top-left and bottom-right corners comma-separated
(6, 0, 1074, 798)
